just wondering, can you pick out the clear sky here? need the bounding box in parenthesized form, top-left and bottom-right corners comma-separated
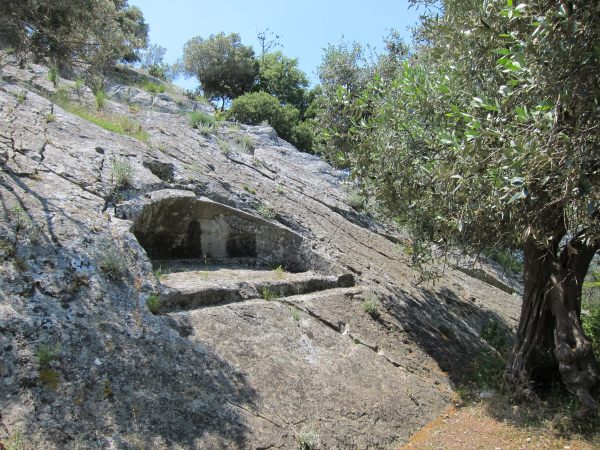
(129, 0, 421, 89)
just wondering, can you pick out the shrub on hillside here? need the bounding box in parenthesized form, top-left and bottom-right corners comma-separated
(227, 91, 313, 151)
(291, 121, 314, 153)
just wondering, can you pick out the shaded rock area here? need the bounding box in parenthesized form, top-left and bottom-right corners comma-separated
(0, 54, 521, 449)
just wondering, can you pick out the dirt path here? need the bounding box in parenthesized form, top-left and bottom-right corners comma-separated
(401, 403, 598, 450)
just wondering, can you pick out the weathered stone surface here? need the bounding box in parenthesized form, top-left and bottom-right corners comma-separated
(0, 53, 521, 449)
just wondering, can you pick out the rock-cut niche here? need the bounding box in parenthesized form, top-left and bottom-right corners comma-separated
(130, 196, 310, 271)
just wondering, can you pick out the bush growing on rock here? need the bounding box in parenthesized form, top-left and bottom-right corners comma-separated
(189, 111, 215, 129)
(227, 92, 314, 152)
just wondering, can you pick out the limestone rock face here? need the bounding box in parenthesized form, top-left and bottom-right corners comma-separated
(0, 55, 520, 449)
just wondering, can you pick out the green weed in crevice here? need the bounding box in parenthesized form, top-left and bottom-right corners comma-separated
(146, 294, 161, 314)
(98, 245, 126, 280)
(111, 157, 134, 189)
(260, 287, 278, 301)
(362, 295, 381, 319)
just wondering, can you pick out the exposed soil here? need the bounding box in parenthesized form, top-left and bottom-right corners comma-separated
(401, 402, 599, 450)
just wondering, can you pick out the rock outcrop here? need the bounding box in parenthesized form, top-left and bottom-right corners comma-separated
(0, 55, 520, 449)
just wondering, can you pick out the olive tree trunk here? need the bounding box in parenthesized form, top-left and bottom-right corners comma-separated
(507, 232, 600, 411)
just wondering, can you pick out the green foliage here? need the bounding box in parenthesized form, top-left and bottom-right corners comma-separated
(140, 81, 165, 94)
(260, 287, 278, 301)
(480, 320, 510, 353)
(341, 0, 600, 260)
(74, 77, 85, 97)
(182, 33, 258, 109)
(36, 343, 60, 368)
(2, 430, 25, 450)
(297, 425, 319, 450)
(582, 301, 600, 360)
(52, 87, 148, 141)
(313, 40, 372, 166)
(227, 92, 308, 148)
(94, 90, 107, 110)
(146, 294, 161, 314)
(345, 186, 366, 211)
(258, 204, 278, 221)
(362, 295, 380, 319)
(45, 113, 56, 123)
(290, 121, 315, 153)
(139, 44, 174, 81)
(39, 368, 60, 389)
(99, 245, 126, 280)
(112, 158, 134, 188)
(234, 134, 255, 152)
(48, 65, 59, 87)
(227, 91, 284, 126)
(217, 138, 231, 155)
(36, 343, 61, 389)
(467, 350, 506, 391)
(75, 108, 149, 142)
(154, 266, 167, 280)
(53, 87, 70, 106)
(457, 320, 511, 398)
(10, 205, 31, 234)
(242, 184, 256, 195)
(487, 249, 523, 275)
(0, 0, 148, 70)
(189, 111, 215, 129)
(255, 51, 309, 112)
(291, 307, 301, 322)
(273, 265, 286, 279)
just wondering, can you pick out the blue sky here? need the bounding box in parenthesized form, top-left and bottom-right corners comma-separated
(129, 0, 422, 89)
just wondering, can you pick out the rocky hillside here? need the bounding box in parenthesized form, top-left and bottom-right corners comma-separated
(0, 54, 521, 449)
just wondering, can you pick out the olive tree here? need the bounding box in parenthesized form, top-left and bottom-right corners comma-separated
(0, 0, 148, 69)
(346, 0, 600, 410)
(314, 41, 373, 167)
(182, 33, 258, 110)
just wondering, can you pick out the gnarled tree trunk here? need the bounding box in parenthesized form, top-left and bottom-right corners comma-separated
(507, 231, 600, 412)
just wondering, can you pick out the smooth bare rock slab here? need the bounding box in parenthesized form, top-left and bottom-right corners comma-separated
(168, 289, 451, 449)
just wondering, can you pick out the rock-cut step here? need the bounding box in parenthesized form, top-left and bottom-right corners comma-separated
(156, 265, 355, 313)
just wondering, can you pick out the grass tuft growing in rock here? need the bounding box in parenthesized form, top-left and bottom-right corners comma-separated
(2, 430, 25, 450)
(36, 343, 61, 390)
(146, 294, 161, 314)
(36, 343, 60, 368)
(94, 89, 108, 110)
(260, 287, 278, 301)
(217, 138, 231, 155)
(10, 205, 31, 234)
(99, 246, 126, 280)
(189, 111, 215, 129)
(273, 265, 286, 279)
(242, 184, 256, 194)
(258, 204, 278, 220)
(52, 91, 149, 143)
(297, 425, 320, 450)
(362, 295, 381, 319)
(140, 80, 165, 94)
(48, 65, 59, 87)
(234, 134, 255, 153)
(112, 158, 134, 188)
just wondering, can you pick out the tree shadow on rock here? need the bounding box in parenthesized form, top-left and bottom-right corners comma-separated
(384, 285, 513, 386)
